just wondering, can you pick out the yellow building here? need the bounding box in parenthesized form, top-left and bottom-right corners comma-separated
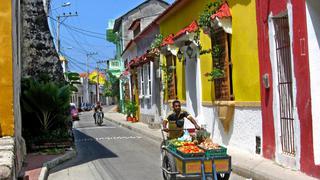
(158, 0, 262, 154)
(0, 0, 26, 178)
(0, 0, 14, 137)
(89, 70, 106, 85)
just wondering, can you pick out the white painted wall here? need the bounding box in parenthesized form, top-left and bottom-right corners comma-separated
(267, 2, 301, 169)
(306, 0, 320, 165)
(183, 47, 205, 126)
(203, 106, 262, 154)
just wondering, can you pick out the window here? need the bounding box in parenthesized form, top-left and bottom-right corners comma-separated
(133, 24, 141, 37)
(211, 27, 233, 101)
(139, 67, 144, 97)
(166, 54, 177, 100)
(146, 64, 152, 96)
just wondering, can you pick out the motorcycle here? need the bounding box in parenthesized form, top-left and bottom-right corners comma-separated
(94, 109, 104, 126)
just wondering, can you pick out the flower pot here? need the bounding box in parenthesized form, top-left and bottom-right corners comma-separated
(127, 116, 133, 122)
(131, 117, 137, 123)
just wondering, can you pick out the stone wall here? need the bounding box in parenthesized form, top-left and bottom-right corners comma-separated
(0, 137, 15, 180)
(21, 0, 64, 82)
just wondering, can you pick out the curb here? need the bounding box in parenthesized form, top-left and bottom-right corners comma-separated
(104, 117, 163, 143)
(38, 149, 77, 180)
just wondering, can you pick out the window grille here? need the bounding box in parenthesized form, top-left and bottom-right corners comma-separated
(166, 54, 177, 100)
(274, 16, 295, 155)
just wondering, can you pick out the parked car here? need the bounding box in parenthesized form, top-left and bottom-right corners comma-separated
(70, 103, 79, 121)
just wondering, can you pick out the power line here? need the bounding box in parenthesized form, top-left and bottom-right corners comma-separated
(63, 23, 105, 36)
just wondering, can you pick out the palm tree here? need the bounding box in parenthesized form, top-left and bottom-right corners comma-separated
(21, 79, 71, 133)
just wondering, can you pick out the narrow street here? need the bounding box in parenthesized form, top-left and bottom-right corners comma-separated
(48, 106, 246, 180)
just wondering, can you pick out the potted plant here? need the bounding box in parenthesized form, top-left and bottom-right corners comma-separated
(126, 101, 138, 122)
(125, 101, 133, 122)
(129, 101, 138, 122)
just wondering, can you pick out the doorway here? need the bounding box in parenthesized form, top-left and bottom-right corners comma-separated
(273, 16, 295, 155)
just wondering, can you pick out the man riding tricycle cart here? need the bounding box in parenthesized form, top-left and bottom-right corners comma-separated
(160, 100, 231, 180)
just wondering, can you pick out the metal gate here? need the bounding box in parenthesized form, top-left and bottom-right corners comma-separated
(274, 16, 295, 155)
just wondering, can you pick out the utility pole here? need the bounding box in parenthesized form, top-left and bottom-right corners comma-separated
(56, 12, 78, 72)
(85, 52, 98, 104)
(96, 60, 107, 103)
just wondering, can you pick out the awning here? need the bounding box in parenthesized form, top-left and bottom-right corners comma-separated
(161, 34, 175, 47)
(173, 20, 199, 39)
(128, 53, 154, 68)
(210, 3, 232, 34)
(160, 21, 199, 52)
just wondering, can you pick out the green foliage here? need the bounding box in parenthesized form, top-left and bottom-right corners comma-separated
(212, 44, 223, 58)
(160, 63, 176, 94)
(31, 129, 70, 144)
(150, 34, 164, 49)
(103, 71, 120, 99)
(64, 72, 81, 92)
(199, 0, 224, 30)
(125, 101, 138, 117)
(200, 48, 212, 55)
(106, 29, 119, 45)
(205, 68, 225, 81)
(21, 78, 71, 133)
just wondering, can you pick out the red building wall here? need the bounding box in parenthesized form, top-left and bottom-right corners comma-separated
(256, 0, 320, 178)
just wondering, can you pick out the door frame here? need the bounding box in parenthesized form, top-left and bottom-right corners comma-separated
(268, 2, 301, 169)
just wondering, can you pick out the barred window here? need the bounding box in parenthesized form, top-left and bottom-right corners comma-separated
(211, 27, 234, 100)
(165, 54, 177, 100)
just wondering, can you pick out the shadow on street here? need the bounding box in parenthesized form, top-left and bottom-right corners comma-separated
(49, 129, 118, 173)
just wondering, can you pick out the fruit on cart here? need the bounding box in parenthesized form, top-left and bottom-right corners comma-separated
(177, 145, 204, 154)
(198, 138, 220, 150)
(168, 139, 184, 147)
(182, 141, 195, 146)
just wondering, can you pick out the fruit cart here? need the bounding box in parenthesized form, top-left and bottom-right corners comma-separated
(160, 129, 231, 180)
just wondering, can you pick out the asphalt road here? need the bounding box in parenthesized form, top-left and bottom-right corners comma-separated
(48, 108, 247, 180)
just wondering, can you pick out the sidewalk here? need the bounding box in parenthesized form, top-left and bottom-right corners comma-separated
(19, 153, 61, 180)
(103, 106, 318, 180)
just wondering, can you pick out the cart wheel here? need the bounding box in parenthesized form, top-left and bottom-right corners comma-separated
(162, 154, 176, 180)
(217, 173, 230, 180)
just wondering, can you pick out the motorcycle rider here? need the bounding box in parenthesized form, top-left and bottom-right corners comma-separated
(93, 101, 104, 124)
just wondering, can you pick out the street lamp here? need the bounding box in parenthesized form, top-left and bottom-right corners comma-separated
(51, 2, 71, 11)
(62, 2, 71, 7)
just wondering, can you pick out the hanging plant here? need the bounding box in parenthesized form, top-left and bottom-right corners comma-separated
(151, 34, 164, 50)
(200, 48, 212, 55)
(198, 0, 224, 33)
(212, 44, 223, 58)
(160, 63, 176, 96)
(205, 68, 225, 81)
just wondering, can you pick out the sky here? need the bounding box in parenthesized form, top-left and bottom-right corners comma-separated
(48, 0, 175, 73)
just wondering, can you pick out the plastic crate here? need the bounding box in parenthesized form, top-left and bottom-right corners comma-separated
(167, 143, 178, 152)
(200, 146, 227, 157)
(176, 148, 205, 158)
